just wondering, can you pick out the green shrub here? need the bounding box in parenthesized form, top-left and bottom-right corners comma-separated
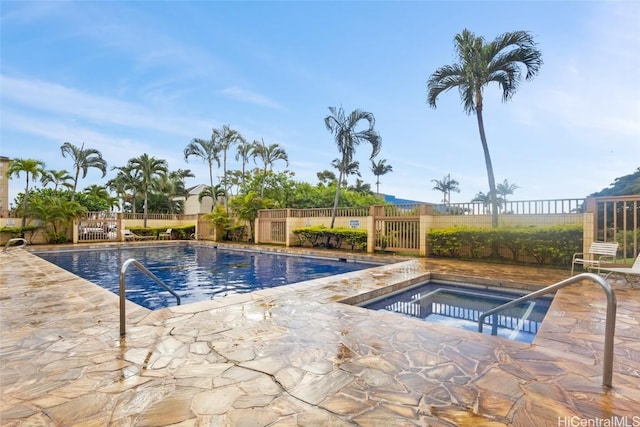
(427, 224, 582, 266)
(292, 226, 367, 251)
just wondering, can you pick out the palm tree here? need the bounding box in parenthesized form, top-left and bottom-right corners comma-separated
(252, 139, 289, 197)
(324, 106, 381, 228)
(6, 158, 46, 227)
(431, 174, 460, 206)
(60, 142, 108, 200)
(370, 159, 393, 195)
(184, 134, 222, 211)
(41, 169, 74, 191)
(214, 125, 244, 210)
(235, 138, 255, 184)
(427, 29, 542, 227)
(496, 179, 519, 203)
(331, 158, 360, 188)
(128, 154, 168, 227)
(472, 191, 504, 214)
(107, 164, 140, 213)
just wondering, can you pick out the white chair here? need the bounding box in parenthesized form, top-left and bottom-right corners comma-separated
(159, 228, 172, 240)
(571, 242, 619, 275)
(598, 253, 640, 281)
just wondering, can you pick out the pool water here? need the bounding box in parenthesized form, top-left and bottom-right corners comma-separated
(361, 282, 551, 343)
(35, 245, 377, 310)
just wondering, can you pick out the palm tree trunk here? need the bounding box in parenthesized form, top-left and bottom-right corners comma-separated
(330, 169, 344, 229)
(208, 161, 215, 212)
(143, 192, 148, 228)
(475, 107, 499, 227)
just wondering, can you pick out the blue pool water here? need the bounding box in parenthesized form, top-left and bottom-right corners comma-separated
(35, 245, 377, 310)
(361, 282, 551, 343)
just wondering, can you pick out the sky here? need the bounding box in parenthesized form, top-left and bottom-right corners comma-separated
(1, 1, 639, 206)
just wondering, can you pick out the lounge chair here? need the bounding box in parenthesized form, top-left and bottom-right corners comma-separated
(123, 229, 138, 241)
(159, 228, 172, 240)
(599, 253, 640, 281)
(571, 241, 619, 275)
(123, 229, 156, 241)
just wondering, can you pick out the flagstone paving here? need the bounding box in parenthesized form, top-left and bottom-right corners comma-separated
(1, 242, 638, 426)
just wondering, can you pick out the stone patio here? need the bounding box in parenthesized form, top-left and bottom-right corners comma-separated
(1, 242, 638, 426)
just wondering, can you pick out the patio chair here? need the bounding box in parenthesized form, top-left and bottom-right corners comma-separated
(159, 228, 172, 240)
(122, 229, 138, 241)
(598, 253, 640, 281)
(571, 241, 619, 275)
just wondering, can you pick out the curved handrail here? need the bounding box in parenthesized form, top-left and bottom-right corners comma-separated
(478, 273, 616, 388)
(119, 258, 181, 336)
(3, 238, 27, 252)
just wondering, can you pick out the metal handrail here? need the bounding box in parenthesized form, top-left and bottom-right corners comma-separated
(119, 258, 181, 336)
(3, 238, 27, 252)
(478, 273, 616, 388)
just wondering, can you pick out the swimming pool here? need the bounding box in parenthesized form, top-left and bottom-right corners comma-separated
(360, 281, 551, 343)
(34, 244, 378, 310)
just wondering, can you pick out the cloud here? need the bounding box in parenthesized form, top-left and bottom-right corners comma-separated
(219, 86, 285, 110)
(1, 75, 212, 136)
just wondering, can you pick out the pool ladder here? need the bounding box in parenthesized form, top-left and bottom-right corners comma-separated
(478, 273, 616, 388)
(119, 258, 181, 337)
(3, 238, 27, 252)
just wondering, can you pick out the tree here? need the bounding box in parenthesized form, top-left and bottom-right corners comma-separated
(251, 139, 289, 197)
(107, 164, 140, 213)
(41, 169, 73, 191)
(472, 191, 504, 214)
(431, 174, 460, 206)
(316, 170, 337, 186)
(235, 138, 255, 184)
(371, 159, 393, 195)
(214, 125, 244, 211)
(184, 133, 222, 211)
(84, 184, 118, 210)
(60, 142, 108, 200)
(496, 179, 519, 203)
(331, 158, 360, 187)
(427, 29, 542, 227)
(348, 178, 372, 195)
(324, 106, 381, 228)
(591, 167, 640, 197)
(128, 154, 168, 227)
(7, 158, 46, 227)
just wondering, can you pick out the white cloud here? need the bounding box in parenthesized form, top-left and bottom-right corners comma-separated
(219, 86, 285, 111)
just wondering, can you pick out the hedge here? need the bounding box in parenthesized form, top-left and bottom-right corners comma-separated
(292, 226, 367, 251)
(427, 225, 583, 266)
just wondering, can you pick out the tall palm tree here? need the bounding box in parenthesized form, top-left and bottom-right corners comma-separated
(41, 169, 74, 191)
(431, 174, 460, 206)
(107, 164, 141, 213)
(235, 138, 255, 184)
(324, 106, 381, 228)
(427, 29, 542, 227)
(496, 179, 519, 203)
(128, 154, 168, 227)
(252, 139, 289, 197)
(60, 142, 108, 200)
(214, 125, 243, 210)
(371, 159, 393, 195)
(184, 134, 222, 211)
(6, 158, 46, 227)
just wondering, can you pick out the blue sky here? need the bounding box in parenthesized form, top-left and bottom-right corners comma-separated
(1, 1, 639, 205)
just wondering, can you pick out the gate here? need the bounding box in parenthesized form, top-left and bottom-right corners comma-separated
(591, 195, 639, 263)
(372, 204, 423, 252)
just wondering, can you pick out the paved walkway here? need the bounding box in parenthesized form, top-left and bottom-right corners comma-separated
(1, 243, 638, 426)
